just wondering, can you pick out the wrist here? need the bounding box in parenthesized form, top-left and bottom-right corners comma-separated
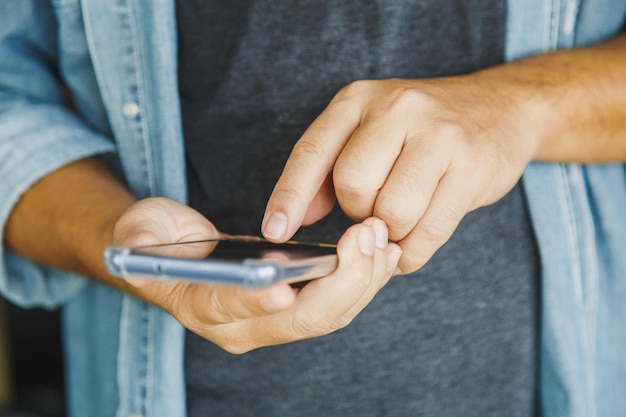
(70, 197, 135, 282)
(472, 59, 556, 162)
(5, 157, 138, 283)
(476, 36, 626, 163)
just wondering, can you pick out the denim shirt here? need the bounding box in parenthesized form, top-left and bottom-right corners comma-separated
(0, 1, 624, 416)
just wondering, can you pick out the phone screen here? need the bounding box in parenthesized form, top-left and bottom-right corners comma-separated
(129, 236, 336, 260)
(104, 236, 338, 288)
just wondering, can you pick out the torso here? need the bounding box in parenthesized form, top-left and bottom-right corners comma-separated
(177, 1, 540, 416)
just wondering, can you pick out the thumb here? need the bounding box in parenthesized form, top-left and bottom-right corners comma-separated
(181, 282, 297, 326)
(114, 230, 161, 288)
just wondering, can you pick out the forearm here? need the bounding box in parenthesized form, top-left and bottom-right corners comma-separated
(3, 157, 224, 316)
(1, 156, 402, 354)
(477, 32, 626, 162)
(3, 157, 137, 289)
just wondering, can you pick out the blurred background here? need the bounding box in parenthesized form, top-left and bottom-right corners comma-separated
(0, 298, 65, 417)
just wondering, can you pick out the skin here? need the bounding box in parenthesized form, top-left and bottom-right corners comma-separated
(4, 33, 626, 353)
(263, 32, 626, 273)
(4, 158, 401, 354)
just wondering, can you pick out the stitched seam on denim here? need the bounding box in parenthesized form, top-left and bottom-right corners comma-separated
(124, 0, 156, 197)
(81, 0, 153, 198)
(80, 0, 114, 143)
(552, 17, 595, 417)
(573, 166, 599, 417)
(118, 0, 156, 196)
(563, 0, 581, 38)
(118, 0, 154, 404)
(105, 1, 153, 412)
(557, 164, 584, 318)
(138, 300, 150, 417)
(559, 164, 599, 417)
(116, 295, 132, 417)
(79, 4, 136, 415)
(548, 0, 561, 50)
(146, 306, 155, 417)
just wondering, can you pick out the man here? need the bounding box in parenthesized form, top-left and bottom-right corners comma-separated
(0, 1, 625, 416)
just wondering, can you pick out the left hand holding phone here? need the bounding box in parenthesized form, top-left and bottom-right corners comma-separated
(113, 197, 401, 354)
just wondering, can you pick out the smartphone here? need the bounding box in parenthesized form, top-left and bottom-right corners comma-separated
(103, 235, 338, 288)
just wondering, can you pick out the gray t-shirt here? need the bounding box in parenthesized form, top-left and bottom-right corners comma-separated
(177, 1, 540, 416)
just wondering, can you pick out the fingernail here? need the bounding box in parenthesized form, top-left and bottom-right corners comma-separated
(357, 227, 376, 256)
(387, 249, 403, 273)
(372, 220, 388, 249)
(263, 212, 288, 239)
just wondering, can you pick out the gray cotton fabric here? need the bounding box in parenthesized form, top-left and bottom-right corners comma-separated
(177, 1, 541, 416)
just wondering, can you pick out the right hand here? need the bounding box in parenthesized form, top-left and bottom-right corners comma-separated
(113, 197, 402, 353)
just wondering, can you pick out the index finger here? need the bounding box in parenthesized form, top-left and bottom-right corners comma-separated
(262, 94, 362, 242)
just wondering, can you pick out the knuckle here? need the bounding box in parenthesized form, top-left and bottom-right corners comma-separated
(335, 79, 374, 101)
(415, 211, 456, 244)
(329, 315, 354, 332)
(385, 86, 432, 114)
(203, 326, 259, 355)
(397, 251, 429, 274)
(333, 159, 380, 200)
(290, 311, 354, 338)
(374, 195, 415, 233)
(429, 122, 476, 158)
(205, 290, 233, 324)
(290, 272, 372, 336)
(396, 238, 437, 273)
(218, 340, 254, 355)
(333, 169, 372, 199)
(290, 311, 331, 338)
(332, 173, 377, 220)
(434, 120, 468, 140)
(291, 137, 328, 161)
(273, 181, 306, 202)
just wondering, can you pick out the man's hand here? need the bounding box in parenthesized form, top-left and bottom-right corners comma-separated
(263, 34, 626, 274)
(263, 76, 538, 274)
(115, 198, 402, 354)
(5, 158, 401, 353)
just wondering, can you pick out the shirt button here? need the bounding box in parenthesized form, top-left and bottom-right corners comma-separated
(122, 101, 140, 119)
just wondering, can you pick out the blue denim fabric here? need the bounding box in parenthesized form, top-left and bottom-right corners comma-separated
(0, 0, 114, 309)
(0, 1, 624, 416)
(508, 2, 626, 416)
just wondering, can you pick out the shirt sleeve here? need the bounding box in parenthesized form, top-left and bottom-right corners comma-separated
(0, 1, 115, 308)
